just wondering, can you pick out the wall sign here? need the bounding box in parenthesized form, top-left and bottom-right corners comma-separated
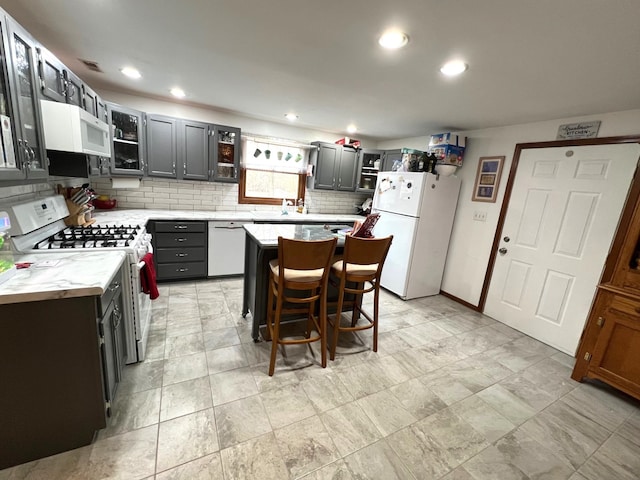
(556, 121, 601, 140)
(472, 156, 505, 203)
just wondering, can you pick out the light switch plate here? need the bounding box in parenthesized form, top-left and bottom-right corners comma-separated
(473, 211, 487, 222)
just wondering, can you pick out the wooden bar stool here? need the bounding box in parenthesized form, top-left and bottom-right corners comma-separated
(328, 235, 393, 360)
(266, 236, 337, 376)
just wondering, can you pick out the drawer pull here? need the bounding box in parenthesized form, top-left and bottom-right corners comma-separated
(176, 253, 188, 257)
(177, 268, 189, 272)
(176, 238, 187, 242)
(175, 225, 188, 229)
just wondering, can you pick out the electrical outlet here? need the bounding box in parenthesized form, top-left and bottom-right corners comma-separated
(473, 210, 487, 222)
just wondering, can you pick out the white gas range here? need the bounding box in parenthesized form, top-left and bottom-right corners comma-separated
(7, 195, 153, 364)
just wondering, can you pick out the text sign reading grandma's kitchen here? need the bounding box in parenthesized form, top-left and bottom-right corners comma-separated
(556, 121, 601, 140)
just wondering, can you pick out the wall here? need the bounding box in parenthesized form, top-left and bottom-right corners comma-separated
(85, 89, 370, 214)
(91, 177, 368, 214)
(378, 109, 640, 307)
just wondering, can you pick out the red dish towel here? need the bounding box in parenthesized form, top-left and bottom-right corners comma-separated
(140, 252, 160, 300)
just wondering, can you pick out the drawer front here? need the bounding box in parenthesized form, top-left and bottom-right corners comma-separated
(154, 221, 206, 233)
(608, 294, 640, 319)
(156, 247, 205, 264)
(157, 262, 207, 280)
(156, 232, 206, 247)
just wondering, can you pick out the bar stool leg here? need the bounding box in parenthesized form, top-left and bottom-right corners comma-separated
(320, 288, 327, 368)
(373, 284, 379, 352)
(269, 285, 284, 376)
(330, 278, 345, 361)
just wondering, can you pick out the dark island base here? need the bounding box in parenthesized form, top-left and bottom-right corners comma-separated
(0, 297, 106, 470)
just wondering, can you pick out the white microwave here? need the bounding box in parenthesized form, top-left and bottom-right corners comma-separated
(40, 100, 111, 157)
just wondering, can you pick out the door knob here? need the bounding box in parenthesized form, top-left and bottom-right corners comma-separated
(503, 236, 510, 242)
(498, 247, 508, 255)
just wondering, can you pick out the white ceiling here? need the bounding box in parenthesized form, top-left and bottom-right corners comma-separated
(2, 0, 640, 140)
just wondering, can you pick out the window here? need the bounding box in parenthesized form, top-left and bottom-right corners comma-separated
(239, 169, 306, 205)
(238, 138, 310, 205)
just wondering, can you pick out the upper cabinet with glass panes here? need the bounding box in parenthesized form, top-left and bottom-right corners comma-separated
(0, 10, 47, 182)
(210, 125, 241, 183)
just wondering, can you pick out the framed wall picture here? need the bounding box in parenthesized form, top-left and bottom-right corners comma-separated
(472, 156, 505, 202)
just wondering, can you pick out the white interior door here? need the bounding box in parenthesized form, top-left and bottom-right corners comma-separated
(484, 143, 640, 354)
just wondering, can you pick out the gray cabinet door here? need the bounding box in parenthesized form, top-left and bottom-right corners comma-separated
(0, 14, 24, 180)
(211, 125, 240, 183)
(108, 103, 146, 176)
(336, 147, 357, 191)
(383, 149, 402, 172)
(356, 149, 384, 193)
(6, 18, 47, 179)
(314, 143, 339, 190)
(181, 120, 209, 181)
(82, 84, 98, 117)
(146, 114, 177, 178)
(35, 46, 66, 103)
(64, 69, 83, 108)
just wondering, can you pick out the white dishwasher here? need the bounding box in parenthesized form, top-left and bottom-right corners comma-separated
(208, 221, 252, 276)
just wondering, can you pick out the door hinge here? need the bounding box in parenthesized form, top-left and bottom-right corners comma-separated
(583, 352, 592, 362)
(99, 335, 105, 346)
(596, 316, 605, 327)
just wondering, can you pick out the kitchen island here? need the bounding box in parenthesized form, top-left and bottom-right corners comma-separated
(242, 223, 354, 341)
(0, 251, 126, 470)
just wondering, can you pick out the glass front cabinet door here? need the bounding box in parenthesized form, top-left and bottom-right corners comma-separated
(3, 16, 47, 180)
(210, 125, 240, 183)
(107, 103, 146, 176)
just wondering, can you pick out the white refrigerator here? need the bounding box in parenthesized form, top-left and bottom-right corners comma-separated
(372, 171, 461, 300)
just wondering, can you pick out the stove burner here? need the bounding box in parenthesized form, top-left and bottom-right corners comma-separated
(32, 224, 142, 250)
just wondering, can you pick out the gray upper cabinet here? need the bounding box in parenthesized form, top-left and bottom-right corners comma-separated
(63, 69, 83, 108)
(181, 120, 209, 181)
(382, 149, 402, 172)
(108, 102, 146, 176)
(210, 125, 240, 183)
(356, 149, 384, 193)
(311, 142, 339, 190)
(36, 46, 88, 112)
(336, 146, 357, 191)
(309, 142, 357, 192)
(35, 46, 66, 103)
(4, 16, 47, 180)
(82, 83, 98, 117)
(146, 114, 177, 178)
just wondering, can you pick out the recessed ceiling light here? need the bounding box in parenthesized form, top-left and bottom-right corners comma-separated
(120, 67, 141, 79)
(170, 87, 186, 98)
(347, 124, 358, 134)
(440, 60, 468, 76)
(285, 113, 298, 121)
(378, 31, 409, 50)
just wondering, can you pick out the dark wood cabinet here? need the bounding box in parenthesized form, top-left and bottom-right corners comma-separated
(149, 220, 208, 281)
(573, 166, 640, 401)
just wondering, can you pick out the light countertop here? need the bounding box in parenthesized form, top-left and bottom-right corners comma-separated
(91, 209, 362, 226)
(0, 251, 126, 305)
(244, 223, 353, 248)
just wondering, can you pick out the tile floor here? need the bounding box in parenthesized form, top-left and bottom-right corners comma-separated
(2, 278, 640, 480)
